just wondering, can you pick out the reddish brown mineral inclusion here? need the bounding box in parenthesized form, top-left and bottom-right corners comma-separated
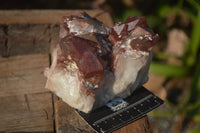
(109, 17, 147, 44)
(109, 16, 159, 52)
(60, 36, 96, 61)
(60, 35, 104, 83)
(125, 16, 147, 31)
(79, 51, 103, 78)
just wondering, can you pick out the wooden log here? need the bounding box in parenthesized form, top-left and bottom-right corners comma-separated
(0, 54, 49, 97)
(55, 100, 95, 133)
(0, 38, 7, 56)
(0, 53, 54, 132)
(0, 10, 114, 27)
(0, 26, 8, 57)
(49, 24, 60, 51)
(0, 92, 54, 132)
(114, 116, 151, 133)
(8, 24, 50, 40)
(3, 24, 51, 56)
(0, 10, 113, 57)
(7, 38, 50, 56)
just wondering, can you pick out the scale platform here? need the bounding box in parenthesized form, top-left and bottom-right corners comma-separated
(76, 86, 164, 133)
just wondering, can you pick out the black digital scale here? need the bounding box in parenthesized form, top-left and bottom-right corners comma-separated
(76, 86, 164, 133)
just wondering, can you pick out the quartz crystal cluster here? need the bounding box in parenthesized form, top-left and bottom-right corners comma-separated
(44, 12, 159, 113)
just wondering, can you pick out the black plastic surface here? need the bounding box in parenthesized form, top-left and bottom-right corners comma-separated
(76, 86, 164, 133)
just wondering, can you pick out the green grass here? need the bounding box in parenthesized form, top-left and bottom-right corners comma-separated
(150, 63, 190, 77)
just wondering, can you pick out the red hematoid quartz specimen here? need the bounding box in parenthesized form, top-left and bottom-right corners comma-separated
(44, 12, 159, 113)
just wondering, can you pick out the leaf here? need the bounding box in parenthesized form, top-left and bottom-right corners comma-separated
(183, 7, 196, 22)
(154, 52, 178, 60)
(150, 62, 190, 77)
(159, 5, 179, 18)
(146, 15, 162, 29)
(188, 53, 200, 102)
(186, 0, 200, 11)
(189, 10, 200, 57)
(193, 113, 200, 123)
(189, 128, 200, 133)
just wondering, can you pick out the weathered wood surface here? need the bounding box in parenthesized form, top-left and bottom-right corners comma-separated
(0, 10, 151, 133)
(55, 100, 95, 133)
(0, 54, 49, 97)
(0, 93, 54, 132)
(0, 10, 114, 26)
(0, 54, 54, 132)
(114, 116, 151, 133)
(0, 10, 113, 57)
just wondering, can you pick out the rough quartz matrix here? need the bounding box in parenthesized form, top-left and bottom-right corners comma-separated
(44, 12, 159, 113)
